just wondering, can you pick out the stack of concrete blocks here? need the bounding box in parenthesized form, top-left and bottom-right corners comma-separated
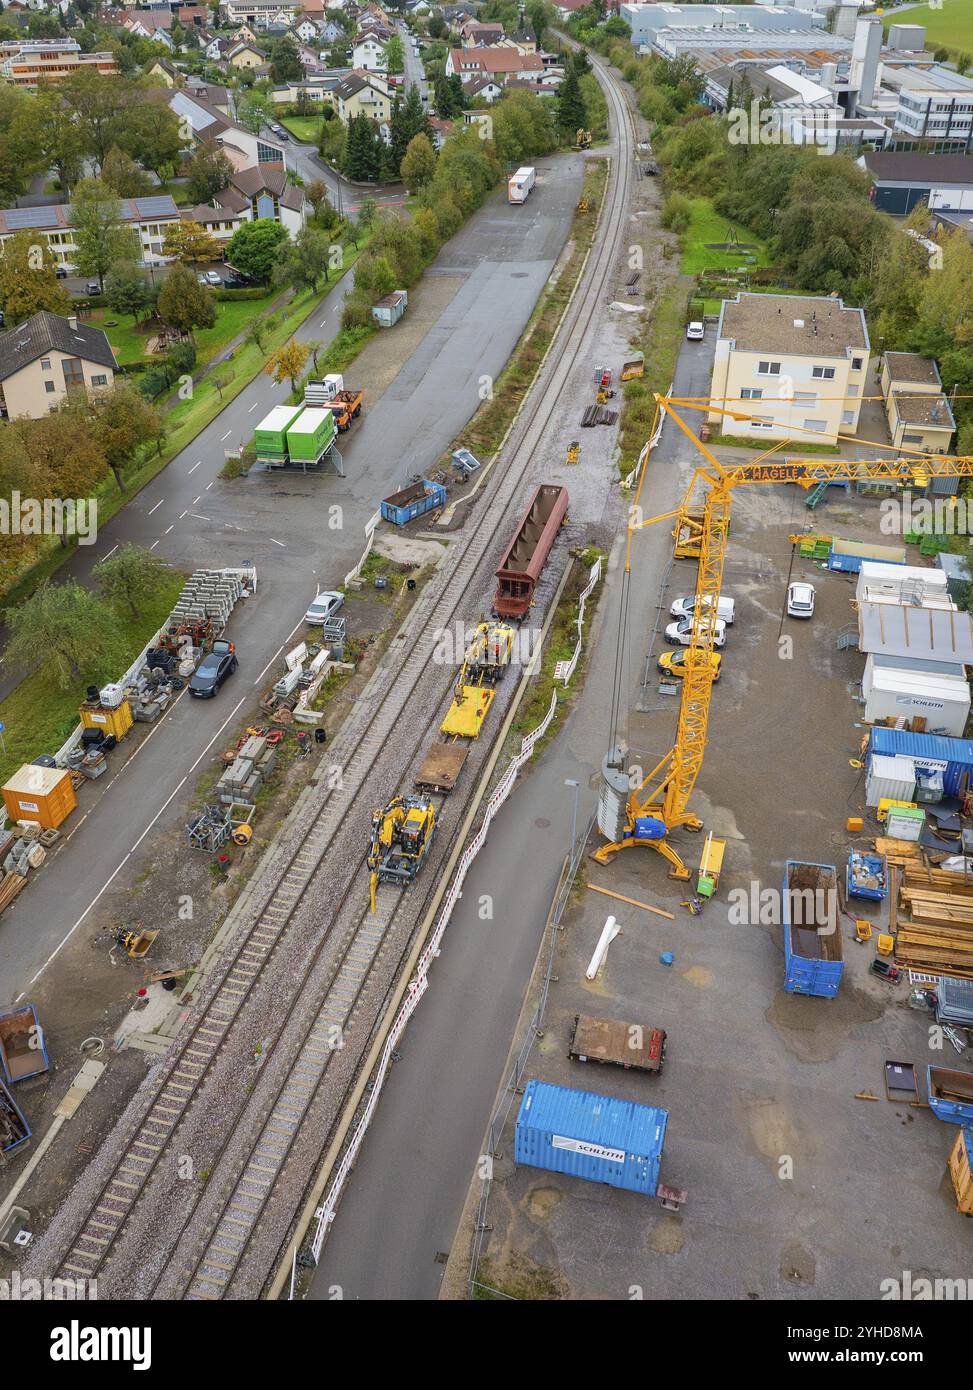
(166, 570, 247, 631)
(215, 734, 276, 805)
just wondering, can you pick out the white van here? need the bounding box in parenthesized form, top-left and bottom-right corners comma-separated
(669, 594, 736, 626)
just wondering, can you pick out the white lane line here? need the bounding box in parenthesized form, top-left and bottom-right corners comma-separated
(188, 461, 201, 475)
(254, 644, 285, 685)
(101, 544, 119, 561)
(147, 498, 164, 515)
(192, 495, 201, 505)
(270, 537, 285, 547)
(25, 696, 248, 987)
(150, 540, 160, 549)
(190, 512, 210, 521)
(220, 430, 232, 441)
(164, 525, 174, 535)
(179, 510, 188, 520)
(205, 481, 214, 490)
(248, 402, 258, 412)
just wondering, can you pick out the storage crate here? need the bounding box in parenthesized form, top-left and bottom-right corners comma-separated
(948, 1125, 973, 1214)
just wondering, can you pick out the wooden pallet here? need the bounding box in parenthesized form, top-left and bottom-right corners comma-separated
(0, 872, 27, 917)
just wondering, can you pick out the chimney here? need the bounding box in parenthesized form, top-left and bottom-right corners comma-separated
(67, 314, 78, 331)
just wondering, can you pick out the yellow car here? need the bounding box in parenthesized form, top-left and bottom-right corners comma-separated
(657, 649, 722, 682)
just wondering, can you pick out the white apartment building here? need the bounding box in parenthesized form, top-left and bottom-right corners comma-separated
(0, 195, 181, 271)
(708, 293, 870, 445)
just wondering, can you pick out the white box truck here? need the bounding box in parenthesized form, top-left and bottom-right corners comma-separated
(508, 166, 536, 203)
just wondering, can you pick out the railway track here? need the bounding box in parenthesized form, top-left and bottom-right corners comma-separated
(34, 51, 638, 1300)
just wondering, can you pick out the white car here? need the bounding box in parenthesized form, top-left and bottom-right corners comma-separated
(787, 582, 815, 619)
(669, 594, 735, 626)
(665, 616, 727, 649)
(204, 270, 222, 286)
(686, 321, 705, 341)
(305, 590, 344, 624)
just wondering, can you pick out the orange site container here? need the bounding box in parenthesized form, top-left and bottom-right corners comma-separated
(2, 764, 77, 830)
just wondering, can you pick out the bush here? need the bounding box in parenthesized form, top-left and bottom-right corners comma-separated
(138, 368, 170, 401)
(214, 286, 272, 302)
(167, 340, 197, 376)
(660, 192, 692, 234)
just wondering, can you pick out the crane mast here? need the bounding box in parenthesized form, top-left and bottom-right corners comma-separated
(595, 393, 973, 879)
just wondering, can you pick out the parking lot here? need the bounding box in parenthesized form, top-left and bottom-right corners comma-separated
(456, 477, 973, 1302)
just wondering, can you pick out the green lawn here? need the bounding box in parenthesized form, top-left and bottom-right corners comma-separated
(882, 1, 973, 58)
(680, 197, 770, 277)
(0, 570, 185, 789)
(91, 293, 280, 371)
(280, 114, 323, 143)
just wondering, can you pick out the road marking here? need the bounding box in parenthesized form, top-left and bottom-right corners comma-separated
(254, 644, 285, 685)
(221, 430, 232, 441)
(206, 481, 214, 490)
(270, 537, 285, 547)
(150, 539, 160, 549)
(248, 402, 259, 412)
(101, 544, 119, 561)
(147, 498, 164, 515)
(164, 525, 174, 535)
(193, 495, 201, 505)
(318, 318, 328, 327)
(25, 696, 248, 988)
(190, 512, 210, 521)
(179, 510, 188, 520)
(188, 461, 201, 475)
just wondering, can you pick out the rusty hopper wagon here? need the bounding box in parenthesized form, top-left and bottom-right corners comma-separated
(493, 484, 569, 621)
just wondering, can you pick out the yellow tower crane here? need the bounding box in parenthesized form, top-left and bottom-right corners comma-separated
(594, 393, 973, 879)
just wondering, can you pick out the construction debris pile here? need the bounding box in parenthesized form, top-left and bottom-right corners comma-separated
(259, 638, 351, 724)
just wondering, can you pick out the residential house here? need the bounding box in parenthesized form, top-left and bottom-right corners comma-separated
(123, 10, 176, 46)
(333, 68, 392, 124)
(291, 16, 319, 43)
(184, 161, 308, 241)
(220, 0, 300, 25)
(0, 38, 118, 85)
(271, 68, 349, 107)
(233, 22, 259, 43)
(0, 312, 117, 421)
(503, 28, 538, 55)
(184, 76, 232, 113)
(0, 195, 180, 271)
(146, 56, 180, 86)
(708, 292, 870, 445)
(228, 39, 265, 68)
(445, 46, 544, 84)
(169, 87, 288, 168)
(318, 19, 344, 45)
(462, 74, 502, 104)
(463, 109, 493, 139)
(880, 352, 956, 457)
(460, 20, 504, 46)
(352, 33, 386, 70)
(427, 115, 453, 149)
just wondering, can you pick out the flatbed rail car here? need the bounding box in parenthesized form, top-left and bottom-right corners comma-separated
(569, 1013, 666, 1075)
(415, 743, 469, 794)
(493, 484, 569, 621)
(0, 1004, 48, 1085)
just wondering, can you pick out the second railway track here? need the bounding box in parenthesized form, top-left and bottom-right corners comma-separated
(31, 51, 639, 1299)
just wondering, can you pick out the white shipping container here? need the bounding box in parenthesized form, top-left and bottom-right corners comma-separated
(508, 166, 536, 203)
(856, 562, 949, 607)
(865, 753, 916, 807)
(862, 655, 970, 737)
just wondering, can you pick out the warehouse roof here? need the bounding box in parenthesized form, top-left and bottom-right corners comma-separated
(861, 151, 973, 187)
(0, 311, 117, 383)
(718, 292, 868, 354)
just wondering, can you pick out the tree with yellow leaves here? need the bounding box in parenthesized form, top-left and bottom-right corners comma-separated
(265, 338, 310, 397)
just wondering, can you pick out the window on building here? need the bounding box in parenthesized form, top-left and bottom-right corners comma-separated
(61, 357, 84, 390)
(811, 366, 836, 379)
(740, 388, 762, 399)
(749, 416, 774, 430)
(794, 392, 816, 401)
(851, 357, 863, 370)
(40, 359, 51, 370)
(756, 361, 781, 376)
(91, 374, 108, 386)
(903, 432, 924, 444)
(841, 410, 855, 425)
(44, 380, 56, 393)
(803, 418, 828, 432)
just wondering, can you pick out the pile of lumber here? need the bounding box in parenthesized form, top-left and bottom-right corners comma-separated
(895, 863, 973, 979)
(0, 872, 27, 918)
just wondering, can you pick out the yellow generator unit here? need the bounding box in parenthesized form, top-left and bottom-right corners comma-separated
(367, 795, 437, 912)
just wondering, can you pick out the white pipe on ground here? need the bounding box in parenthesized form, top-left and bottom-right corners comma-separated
(586, 915, 621, 980)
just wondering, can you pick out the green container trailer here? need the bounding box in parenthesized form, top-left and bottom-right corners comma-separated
(254, 404, 305, 459)
(285, 407, 337, 463)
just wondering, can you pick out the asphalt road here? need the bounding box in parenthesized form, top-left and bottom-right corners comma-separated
(399, 23, 430, 105)
(0, 154, 585, 1002)
(279, 131, 408, 217)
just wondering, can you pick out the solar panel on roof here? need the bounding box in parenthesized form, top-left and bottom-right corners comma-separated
(4, 207, 59, 231)
(133, 195, 178, 216)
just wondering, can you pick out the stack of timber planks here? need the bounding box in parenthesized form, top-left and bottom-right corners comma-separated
(893, 855, 973, 979)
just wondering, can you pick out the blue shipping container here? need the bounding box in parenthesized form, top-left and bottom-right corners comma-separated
(0, 1003, 49, 1085)
(514, 1079, 667, 1195)
(782, 860, 844, 998)
(380, 479, 447, 526)
(928, 1066, 973, 1125)
(868, 727, 973, 799)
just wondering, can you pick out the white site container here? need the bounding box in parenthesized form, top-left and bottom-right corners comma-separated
(508, 166, 535, 203)
(856, 562, 949, 607)
(865, 753, 917, 807)
(862, 654, 971, 737)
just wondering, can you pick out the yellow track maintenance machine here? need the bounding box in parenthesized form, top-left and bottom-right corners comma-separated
(367, 795, 437, 913)
(416, 622, 515, 794)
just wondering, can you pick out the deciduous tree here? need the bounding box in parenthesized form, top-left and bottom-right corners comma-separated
(157, 262, 217, 336)
(93, 543, 169, 619)
(162, 220, 223, 264)
(70, 178, 141, 292)
(0, 232, 72, 324)
(226, 219, 289, 284)
(265, 338, 310, 395)
(6, 581, 121, 688)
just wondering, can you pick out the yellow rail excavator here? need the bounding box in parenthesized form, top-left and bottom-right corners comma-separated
(368, 795, 437, 912)
(595, 391, 973, 879)
(576, 128, 592, 149)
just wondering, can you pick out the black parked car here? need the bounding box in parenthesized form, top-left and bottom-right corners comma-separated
(188, 639, 237, 698)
